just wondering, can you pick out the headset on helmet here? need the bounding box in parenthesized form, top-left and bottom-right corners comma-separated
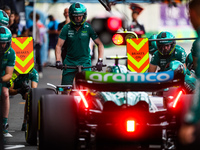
(156, 31, 176, 56)
(0, 26, 12, 55)
(148, 34, 158, 55)
(69, 2, 87, 26)
(0, 9, 9, 26)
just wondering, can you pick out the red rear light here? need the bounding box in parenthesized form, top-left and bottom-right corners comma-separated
(78, 91, 89, 108)
(172, 90, 183, 108)
(126, 120, 135, 132)
(112, 34, 124, 45)
(107, 17, 122, 31)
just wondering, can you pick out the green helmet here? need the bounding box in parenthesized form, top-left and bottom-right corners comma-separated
(148, 34, 157, 55)
(69, 2, 87, 26)
(156, 31, 176, 56)
(165, 60, 186, 76)
(0, 26, 12, 54)
(0, 9, 9, 26)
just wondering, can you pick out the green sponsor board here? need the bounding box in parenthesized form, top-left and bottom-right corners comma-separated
(85, 71, 174, 83)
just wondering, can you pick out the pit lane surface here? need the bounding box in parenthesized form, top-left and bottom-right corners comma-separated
(5, 42, 192, 150)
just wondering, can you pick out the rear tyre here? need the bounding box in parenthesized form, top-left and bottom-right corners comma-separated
(25, 88, 55, 145)
(38, 95, 78, 150)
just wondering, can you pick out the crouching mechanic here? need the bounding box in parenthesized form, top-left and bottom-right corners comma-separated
(9, 68, 39, 131)
(55, 2, 104, 86)
(148, 31, 187, 73)
(0, 26, 16, 136)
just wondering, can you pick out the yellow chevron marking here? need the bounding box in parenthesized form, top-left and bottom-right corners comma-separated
(14, 67, 23, 74)
(128, 64, 149, 73)
(26, 64, 34, 72)
(127, 65, 136, 72)
(126, 38, 148, 51)
(14, 63, 34, 74)
(142, 64, 149, 73)
(12, 37, 33, 50)
(127, 52, 149, 68)
(15, 51, 34, 67)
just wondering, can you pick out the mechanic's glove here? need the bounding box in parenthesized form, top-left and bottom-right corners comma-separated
(175, 64, 184, 74)
(22, 83, 31, 93)
(6, 81, 11, 88)
(17, 83, 31, 99)
(17, 88, 25, 96)
(56, 61, 63, 69)
(174, 65, 185, 80)
(17, 88, 29, 100)
(96, 58, 103, 71)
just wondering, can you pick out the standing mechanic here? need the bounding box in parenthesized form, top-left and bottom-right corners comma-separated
(8, 68, 39, 131)
(55, 2, 104, 85)
(0, 10, 16, 138)
(0, 26, 16, 137)
(179, 0, 200, 148)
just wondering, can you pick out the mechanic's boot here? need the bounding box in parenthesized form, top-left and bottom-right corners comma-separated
(3, 123, 12, 138)
(21, 123, 26, 131)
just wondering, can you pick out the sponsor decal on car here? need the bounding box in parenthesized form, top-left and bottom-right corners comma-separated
(85, 71, 174, 83)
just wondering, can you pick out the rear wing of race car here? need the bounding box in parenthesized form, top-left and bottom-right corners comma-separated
(75, 70, 184, 92)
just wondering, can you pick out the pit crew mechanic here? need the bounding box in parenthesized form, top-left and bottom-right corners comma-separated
(0, 25, 16, 136)
(147, 31, 196, 93)
(148, 31, 187, 72)
(8, 68, 39, 131)
(179, 0, 200, 147)
(55, 2, 104, 85)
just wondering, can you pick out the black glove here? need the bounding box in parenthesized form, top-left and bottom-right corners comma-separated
(22, 83, 31, 92)
(56, 61, 63, 69)
(175, 64, 184, 74)
(17, 88, 25, 96)
(174, 64, 185, 80)
(17, 82, 31, 99)
(96, 58, 103, 71)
